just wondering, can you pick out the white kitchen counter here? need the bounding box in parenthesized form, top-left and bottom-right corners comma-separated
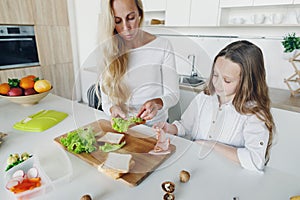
(1, 94, 300, 200)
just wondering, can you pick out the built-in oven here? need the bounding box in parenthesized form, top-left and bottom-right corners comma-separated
(0, 25, 39, 70)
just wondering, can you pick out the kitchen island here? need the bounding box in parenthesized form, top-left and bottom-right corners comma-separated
(0, 94, 300, 200)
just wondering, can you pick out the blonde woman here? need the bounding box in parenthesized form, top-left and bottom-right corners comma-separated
(98, 0, 179, 126)
(154, 41, 275, 172)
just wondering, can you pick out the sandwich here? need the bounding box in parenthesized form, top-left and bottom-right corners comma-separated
(98, 152, 135, 179)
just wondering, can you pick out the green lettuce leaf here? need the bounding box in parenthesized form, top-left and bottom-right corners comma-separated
(60, 127, 97, 154)
(99, 141, 126, 152)
(112, 118, 131, 132)
(112, 117, 144, 132)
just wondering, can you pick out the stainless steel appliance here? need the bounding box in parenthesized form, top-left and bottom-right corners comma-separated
(0, 25, 39, 70)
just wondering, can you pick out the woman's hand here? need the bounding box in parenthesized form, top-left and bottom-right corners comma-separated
(110, 105, 126, 118)
(137, 98, 163, 121)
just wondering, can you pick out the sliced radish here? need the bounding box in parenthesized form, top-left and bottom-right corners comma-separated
(6, 179, 19, 190)
(27, 167, 39, 179)
(10, 176, 24, 183)
(12, 170, 25, 178)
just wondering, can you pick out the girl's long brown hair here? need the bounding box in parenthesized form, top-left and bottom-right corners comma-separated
(99, 0, 144, 109)
(206, 40, 275, 164)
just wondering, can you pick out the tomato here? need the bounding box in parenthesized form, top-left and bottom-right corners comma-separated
(19, 77, 35, 89)
(34, 80, 52, 93)
(0, 83, 10, 95)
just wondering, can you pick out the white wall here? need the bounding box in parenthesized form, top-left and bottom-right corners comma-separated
(70, 0, 101, 103)
(73, 0, 101, 66)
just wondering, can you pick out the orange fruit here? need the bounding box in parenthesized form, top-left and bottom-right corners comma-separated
(24, 75, 37, 81)
(0, 83, 10, 95)
(20, 77, 35, 89)
(34, 80, 52, 93)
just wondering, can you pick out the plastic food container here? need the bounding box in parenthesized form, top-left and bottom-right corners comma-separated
(3, 143, 72, 199)
(36, 143, 73, 186)
(4, 156, 53, 199)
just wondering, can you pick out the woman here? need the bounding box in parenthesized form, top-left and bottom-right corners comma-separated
(97, 0, 179, 126)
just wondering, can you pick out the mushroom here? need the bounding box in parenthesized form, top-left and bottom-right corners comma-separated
(163, 192, 175, 200)
(161, 181, 175, 193)
(179, 170, 190, 183)
(12, 153, 20, 160)
(21, 152, 30, 160)
(80, 194, 92, 200)
(7, 155, 18, 165)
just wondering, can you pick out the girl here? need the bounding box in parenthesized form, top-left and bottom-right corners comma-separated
(97, 0, 179, 126)
(155, 40, 275, 172)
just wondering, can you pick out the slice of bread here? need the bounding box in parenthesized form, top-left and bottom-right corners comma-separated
(97, 132, 125, 144)
(98, 152, 134, 179)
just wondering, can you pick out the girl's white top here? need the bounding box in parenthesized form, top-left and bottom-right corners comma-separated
(173, 92, 270, 172)
(101, 36, 179, 126)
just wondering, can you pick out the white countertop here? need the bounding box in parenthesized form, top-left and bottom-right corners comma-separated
(1, 94, 300, 200)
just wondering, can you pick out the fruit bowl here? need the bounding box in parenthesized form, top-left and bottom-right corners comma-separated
(0, 88, 52, 106)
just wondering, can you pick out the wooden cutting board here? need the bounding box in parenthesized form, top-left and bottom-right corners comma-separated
(54, 119, 176, 186)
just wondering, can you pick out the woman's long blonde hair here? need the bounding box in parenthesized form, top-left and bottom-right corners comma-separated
(99, 0, 144, 109)
(205, 40, 275, 165)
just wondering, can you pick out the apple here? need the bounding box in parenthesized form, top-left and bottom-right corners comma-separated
(8, 87, 23, 96)
(24, 88, 37, 96)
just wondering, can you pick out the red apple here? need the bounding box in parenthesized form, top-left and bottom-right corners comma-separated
(8, 87, 23, 96)
(24, 88, 37, 96)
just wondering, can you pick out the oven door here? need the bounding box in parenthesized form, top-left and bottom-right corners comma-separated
(0, 36, 39, 70)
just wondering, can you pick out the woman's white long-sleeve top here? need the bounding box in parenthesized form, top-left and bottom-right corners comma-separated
(101, 36, 179, 126)
(173, 92, 270, 172)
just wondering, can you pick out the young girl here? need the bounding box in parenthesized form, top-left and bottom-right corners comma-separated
(97, 0, 179, 126)
(155, 40, 275, 172)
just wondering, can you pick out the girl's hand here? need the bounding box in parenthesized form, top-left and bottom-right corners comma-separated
(137, 98, 163, 121)
(195, 140, 239, 164)
(152, 122, 178, 135)
(153, 122, 167, 133)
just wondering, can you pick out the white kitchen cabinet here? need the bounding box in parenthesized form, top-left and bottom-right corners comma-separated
(142, 0, 166, 11)
(253, 0, 293, 6)
(219, 0, 253, 7)
(165, 0, 191, 26)
(168, 88, 199, 123)
(166, 0, 220, 26)
(190, 0, 220, 26)
(294, 0, 300, 4)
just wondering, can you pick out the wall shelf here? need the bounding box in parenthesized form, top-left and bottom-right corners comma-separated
(219, 4, 300, 26)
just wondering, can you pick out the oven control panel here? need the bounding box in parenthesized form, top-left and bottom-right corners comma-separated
(0, 25, 35, 36)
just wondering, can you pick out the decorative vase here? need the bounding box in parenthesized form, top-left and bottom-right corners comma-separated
(283, 49, 299, 60)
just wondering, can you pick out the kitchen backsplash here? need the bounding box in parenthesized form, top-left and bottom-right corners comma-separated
(157, 34, 294, 90)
